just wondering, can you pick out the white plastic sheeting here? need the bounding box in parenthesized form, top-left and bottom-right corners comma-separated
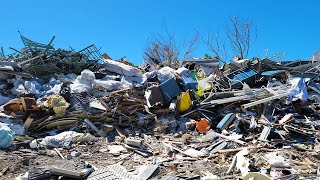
(10, 77, 63, 97)
(74, 69, 95, 86)
(94, 77, 132, 92)
(175, 67, 189, 76)
(24, 80, 42, 95)
(141, 67, 176, 84)
(103, 59, 143, 77)
(102, 75, 121, 81)
(70, 83, 91, 93)
(287, 78, 308, 102)
(71, 69, 95, 93)
(70, 69, 134, 93)
(157, 67, 176, 83)
(32, 131, 98, 148)
(46, 83, 62, 95)
(11, 83, 27, 95)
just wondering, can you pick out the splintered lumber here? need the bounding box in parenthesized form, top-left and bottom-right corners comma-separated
(214, 132, 246, 145)
(0, 70, 32, 78)
(109, 88, 131, 95)
(18, 55, 42, 65)
(200, 95, 251, 105)
(54, 148, 65, 159)
(242, 93, 288, 109)
(45, 120, 78, 129)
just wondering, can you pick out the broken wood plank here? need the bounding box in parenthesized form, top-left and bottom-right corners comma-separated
(19, 55, 42, 65)
(0, 70, 32, 78)
(214, 132, 246, 145)
(109, 88, 131, 95)
(54, 148, 65, 159)
(242, 93, 288, 109)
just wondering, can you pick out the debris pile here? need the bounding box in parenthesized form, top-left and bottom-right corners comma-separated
(1, 34, 320, 179)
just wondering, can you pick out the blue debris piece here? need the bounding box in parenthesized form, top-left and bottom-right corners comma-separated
(216, 113, 236, 130)
(181, 76, 197, 90)
(159, 78, 180, 102)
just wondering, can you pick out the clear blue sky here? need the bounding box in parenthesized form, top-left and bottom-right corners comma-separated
(1, 0, 319, 64)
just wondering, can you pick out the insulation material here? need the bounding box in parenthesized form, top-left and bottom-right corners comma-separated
(287, 78, 308, 102)
(45, 95, 70, 117)
(103, 59, 143, 77)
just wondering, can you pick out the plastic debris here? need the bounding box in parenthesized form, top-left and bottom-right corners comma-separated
(32, 131, 98, 148)
(0, 33, 320, 179)
(0, 122, 14, 148)
(103, 59, 143, 77)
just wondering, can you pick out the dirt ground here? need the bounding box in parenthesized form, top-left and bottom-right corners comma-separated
(0, 140, 115, 180)
(0, 137, 229, 180)
(1, 135, 319, 180)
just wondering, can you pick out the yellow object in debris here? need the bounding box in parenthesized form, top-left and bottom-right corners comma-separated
(178, 90, 192, 112)
(197, 77, 212, 97)
(46, 95, 69, 117)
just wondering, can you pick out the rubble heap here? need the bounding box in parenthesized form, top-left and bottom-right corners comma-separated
(0, 34, 320, 180)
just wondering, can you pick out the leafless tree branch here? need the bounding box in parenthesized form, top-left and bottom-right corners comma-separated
(225, 16, 257, 59)
(183, 31, 200, 58)
(144, 28, 199, 67)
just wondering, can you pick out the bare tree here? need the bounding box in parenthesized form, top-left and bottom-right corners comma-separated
(204, 31, 228, 63)
(144, 28, 199, 67)
(225, 16, 257, 59)
(204, 17, 256, 63)
(144, 29, 179, 66)
(183, 31, 200, 59)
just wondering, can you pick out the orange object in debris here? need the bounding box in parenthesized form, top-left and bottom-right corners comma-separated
(196, 118, 211, 133)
